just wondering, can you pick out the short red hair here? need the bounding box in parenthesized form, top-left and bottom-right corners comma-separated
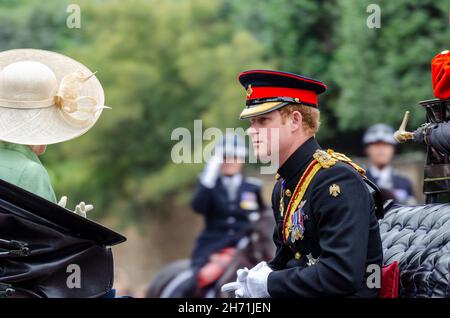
(279, 104, 320, 135)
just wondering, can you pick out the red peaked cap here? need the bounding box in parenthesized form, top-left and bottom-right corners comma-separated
(238, 70, 327, 119)
(432, 50, 450, 100)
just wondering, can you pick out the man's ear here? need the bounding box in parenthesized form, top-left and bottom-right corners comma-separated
(290, 110, 303, 132)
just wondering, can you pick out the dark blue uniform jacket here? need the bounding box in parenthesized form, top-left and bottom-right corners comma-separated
(191, 176, 264, 268)
(267, 137, 383, 297)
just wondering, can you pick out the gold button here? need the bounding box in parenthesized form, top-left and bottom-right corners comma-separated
(295, 252, 301, 260)
(285, 189, 291, 197)
(275, 173, 280, 180)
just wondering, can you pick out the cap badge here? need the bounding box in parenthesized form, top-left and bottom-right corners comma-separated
(246, 84, 253, 98)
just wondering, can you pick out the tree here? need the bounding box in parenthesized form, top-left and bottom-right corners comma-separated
(46, 0, 269, 224)
(331, 0, 449, 131)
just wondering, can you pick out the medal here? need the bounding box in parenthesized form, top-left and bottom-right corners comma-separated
(290, 227, 296, 243)
(295, 228, 300, 240)
(293, 207, 305, 242)
(289, 221, 297, 243)
(289, 210, 303, 243)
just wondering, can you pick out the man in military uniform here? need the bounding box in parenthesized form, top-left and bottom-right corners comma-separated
(363, 124, 416, 205)
(173, 133, 265, 297)
(222, 70, 383, 298)
(191, 133, 265, 269)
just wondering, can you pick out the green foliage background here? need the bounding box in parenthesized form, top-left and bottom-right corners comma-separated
(0, 0, 448, 226)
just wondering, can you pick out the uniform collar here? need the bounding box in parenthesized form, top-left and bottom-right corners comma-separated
(221, 173, 243, 187)
(0, 142, 42, 165)
(220, 173, 243, 201)
(369, 165, 392, 178)
(277, 136, 320, 181)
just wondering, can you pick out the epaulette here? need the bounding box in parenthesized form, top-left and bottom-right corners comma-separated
(313, 149, 366, 176)
(312, 149, 337, 168)
(329, 149, 366, 175)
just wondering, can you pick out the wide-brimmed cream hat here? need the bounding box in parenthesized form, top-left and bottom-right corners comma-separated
(0, 49, 108, 145)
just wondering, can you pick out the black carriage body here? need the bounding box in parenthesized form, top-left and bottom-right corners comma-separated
(0, 179, 126, 298)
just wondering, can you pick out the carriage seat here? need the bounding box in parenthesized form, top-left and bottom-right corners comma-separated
(379, 204, 450, 298)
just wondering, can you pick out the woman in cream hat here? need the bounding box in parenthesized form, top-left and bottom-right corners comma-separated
(0, 49, 109, 215)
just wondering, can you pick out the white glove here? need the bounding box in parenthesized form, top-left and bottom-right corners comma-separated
(221, 267, 249, 297)
(57, 196, 68, 208)
(199, 155, 222, 188)
(221, 261, 273, 298)
(74, 201, 94, 218)
(245, 261, 272, 298)
(57, 196, 93, 218)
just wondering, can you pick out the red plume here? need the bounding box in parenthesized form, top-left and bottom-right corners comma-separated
(432, 50, 450, 100)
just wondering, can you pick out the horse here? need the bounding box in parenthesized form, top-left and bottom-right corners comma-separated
(145, 209, 276, 298)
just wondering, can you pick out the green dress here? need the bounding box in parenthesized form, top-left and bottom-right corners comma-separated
(0, 142, 57, 203)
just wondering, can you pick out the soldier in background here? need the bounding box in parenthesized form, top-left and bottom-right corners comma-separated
(363, 124, 417, 205)
(175, 133, 265, 297)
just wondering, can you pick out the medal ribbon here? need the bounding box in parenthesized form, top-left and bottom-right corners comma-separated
(282, 159, 323, 242)
(281, 149, 366, 243)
